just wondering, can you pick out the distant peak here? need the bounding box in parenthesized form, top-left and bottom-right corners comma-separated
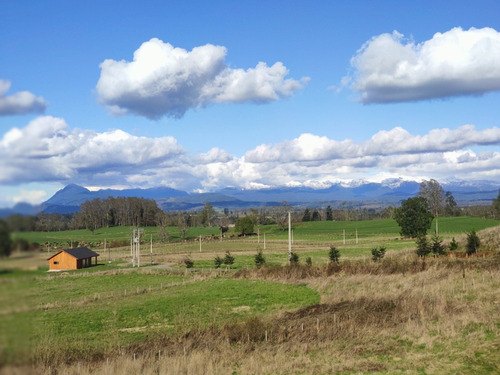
(61, 184, 89, 192)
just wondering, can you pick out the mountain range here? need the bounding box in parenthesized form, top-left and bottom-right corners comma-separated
(1, 179, 498, 217)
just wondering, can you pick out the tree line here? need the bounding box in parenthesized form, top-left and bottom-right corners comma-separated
(2, 183, 500, 237)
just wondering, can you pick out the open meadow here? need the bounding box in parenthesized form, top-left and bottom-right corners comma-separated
(1, 217, 500, 374)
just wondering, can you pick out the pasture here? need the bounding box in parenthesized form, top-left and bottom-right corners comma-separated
(2, 217, 500, 374)
(10, 216, 500, 270)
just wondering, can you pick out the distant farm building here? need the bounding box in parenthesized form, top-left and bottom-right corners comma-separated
(48, 247, 99, 270)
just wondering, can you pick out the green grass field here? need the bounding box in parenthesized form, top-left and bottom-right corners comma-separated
(13, 216, 500, 246)
(2, 217, 500, 373)
(0, 268, 319, 367)
(6, 216, 500, 272)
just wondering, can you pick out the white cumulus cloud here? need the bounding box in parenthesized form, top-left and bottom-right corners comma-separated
(0, 79, 48, 115)
(346, 27, 500, 103)
(0, 116, 184, 185)
(2, 117, 500, 195)
(96, 38, 308, 119)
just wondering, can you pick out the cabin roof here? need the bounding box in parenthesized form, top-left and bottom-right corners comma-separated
(48, 247, 99, 260)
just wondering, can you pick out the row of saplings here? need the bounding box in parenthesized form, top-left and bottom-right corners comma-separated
(182, 230, 481, 270)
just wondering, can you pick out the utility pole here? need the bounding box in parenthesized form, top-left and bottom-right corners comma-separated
(288, 212, 292, 263)
(132, 228, 144, 267)
(106, 239, 110, 265)
(150, 234, 153, 265)
(130, 237, 134, 266)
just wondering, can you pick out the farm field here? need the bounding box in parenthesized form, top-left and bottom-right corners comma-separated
(2, 218, 500, 374)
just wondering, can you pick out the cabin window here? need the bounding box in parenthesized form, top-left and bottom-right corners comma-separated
(53, 261, 59, 265)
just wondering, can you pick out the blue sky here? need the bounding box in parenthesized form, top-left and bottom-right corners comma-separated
(1, 0, 500, 207)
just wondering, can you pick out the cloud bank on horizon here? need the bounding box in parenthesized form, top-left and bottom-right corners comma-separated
(2, 116, 499, 194)
(347, 27, 500, 103)
(96, 38, 308, 119)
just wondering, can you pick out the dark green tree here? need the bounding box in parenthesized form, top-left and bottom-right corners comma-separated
(444, 191, 459, 216)
(416, 236, 431, 258)
(449, 237, 458, 251)
(12, 238, 29, 252)
(184, 256, 194, 268)
(289, 252, 299, 265)
(311, 209, 321, 221)
(328, 246, 340, 264)
(371, 246, 386, 262)
(493, 189, 500, 219)
(254, 250, 266, 268)
(302, 208, 312, 222)
(394, 197, 433, 238)
(0, 219, 12, 258)
(223, 251, 235, 267)
(466, 230, 480, 255)
(214, 255, 223, 268)
(430, 235, 446, 255)
(326, 205, 333, 221)
(199, 202, 216, 227)
(235, 216, 254, 236)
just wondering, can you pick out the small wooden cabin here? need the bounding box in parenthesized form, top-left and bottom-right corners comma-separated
(48, 247, 99, 270)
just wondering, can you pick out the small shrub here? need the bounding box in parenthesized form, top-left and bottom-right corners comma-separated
(449, 237, 458, 251)
(254, 250, 266, 268)
(466, 229, 481, 255)
(371, 246, 386, 262)
(184, 256, 194, 268)
(214, 256, 223, 269)
(305, 257, 312, 266)
(328, 246, 340, 264)
(223, 251, 235, 267)
(29, 242, 41, 251)
(12, 238, 30, 252)
(416, 236, 431, 258)
(289, 252, 299, 265)
(431, 235, 446, 256)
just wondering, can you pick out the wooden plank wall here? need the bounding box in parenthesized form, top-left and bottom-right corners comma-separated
(49, 252, 78, 270)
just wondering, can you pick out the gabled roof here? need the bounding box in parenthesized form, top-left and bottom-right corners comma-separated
(48, 247, 99, 260)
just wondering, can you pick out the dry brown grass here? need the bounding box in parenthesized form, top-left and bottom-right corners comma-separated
(10, 250, 499, 375)
(4, 227, 500, 374)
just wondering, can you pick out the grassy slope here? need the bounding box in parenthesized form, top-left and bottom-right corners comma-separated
(2, 219, 500, 373)
(0, 268, 319, 367)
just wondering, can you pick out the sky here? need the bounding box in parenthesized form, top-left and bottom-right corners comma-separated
(1, 0, 500, 208)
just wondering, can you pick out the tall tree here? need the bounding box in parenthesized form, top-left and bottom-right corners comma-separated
(272, 201, 290, 231)
(302, 208, 311, 222)
(493, 189, 500, 219)
(445, 191, 459, 216)
(199, 202, 216, 227)
(235, 216, 254, 236)
(326, 205, 333, 221)
(394, 197, 433, 238)
(0, 219, 12, 258)
(418, 179, 445, 235)
(311, 209, 321, 221)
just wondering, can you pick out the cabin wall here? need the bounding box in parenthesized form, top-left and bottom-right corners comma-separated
(49, 252, 77, 270)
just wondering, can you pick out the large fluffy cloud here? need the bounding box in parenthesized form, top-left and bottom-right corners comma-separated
(2, 117, 500, 200)
(346, 27, 500, 103)
(0, 79, 48, 115)
(0, 116, 184, 184)
(244, 125, 500, 162)
(96, 38, 308, 119)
